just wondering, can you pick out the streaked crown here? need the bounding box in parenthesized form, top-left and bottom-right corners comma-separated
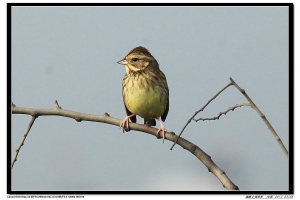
(126, 46, 153, 57)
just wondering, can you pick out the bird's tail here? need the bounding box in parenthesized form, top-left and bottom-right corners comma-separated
(144, 119, 156, 126)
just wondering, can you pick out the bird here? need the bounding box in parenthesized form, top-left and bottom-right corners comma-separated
(117, 46, 169, 143)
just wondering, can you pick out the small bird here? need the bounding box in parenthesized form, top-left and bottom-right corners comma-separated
(118, 46, 169, 143)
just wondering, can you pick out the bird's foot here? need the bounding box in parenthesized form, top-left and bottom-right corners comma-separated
(156, 118, 167, 143)
(120, 114, 135, 132)
(157, 127, 167, 143)
(120, 116, 132, 133)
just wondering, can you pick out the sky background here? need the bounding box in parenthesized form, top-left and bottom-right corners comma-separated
(10, 5, 290, 192)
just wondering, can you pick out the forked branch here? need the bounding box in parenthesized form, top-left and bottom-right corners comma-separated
(171, 77, 288, 158)
(229, 78, 288, 158)
(170, 82, 233, 150)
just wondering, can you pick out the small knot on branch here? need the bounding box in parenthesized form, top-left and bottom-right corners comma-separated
(75, 118, 82, 122)
(191, 145, 197, 154)
(54, 100, 62, 109)
(31, 113, 39, 118)
(169, 132, 176, 135)
(104, 112, 110, 117)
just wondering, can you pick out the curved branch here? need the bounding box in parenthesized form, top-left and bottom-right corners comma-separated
(12, 105, 239, 190)
(230, 77, 288, 158)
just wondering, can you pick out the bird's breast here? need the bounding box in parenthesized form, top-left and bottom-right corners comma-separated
(122, 72, 167, 119)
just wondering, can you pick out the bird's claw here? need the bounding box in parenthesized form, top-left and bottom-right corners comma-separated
(157, 127, 167, 143)
(120, 117, 130, 133)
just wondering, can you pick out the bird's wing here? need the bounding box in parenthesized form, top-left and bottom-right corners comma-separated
(161, 94, 169, 122)
(161, 72, 169, 122)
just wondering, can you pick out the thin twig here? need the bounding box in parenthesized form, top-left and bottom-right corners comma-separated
(170, 82, 233, 150)
(194, 103, 251, 121)
(54, 100, 62, 109)
(230, 77, 288, 158)
(11, 115, 37, 169)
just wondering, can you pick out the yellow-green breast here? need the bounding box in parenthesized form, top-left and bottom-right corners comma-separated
(123, 72, 167, 119)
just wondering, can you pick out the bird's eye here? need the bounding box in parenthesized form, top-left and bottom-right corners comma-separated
(132, 58, 138, 62)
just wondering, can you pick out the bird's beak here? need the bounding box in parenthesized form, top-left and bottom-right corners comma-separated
(117, 59, 128, 65)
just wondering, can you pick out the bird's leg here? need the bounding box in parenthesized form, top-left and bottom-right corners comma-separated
(120, 114, 135, 133)
(156, 118, 167, 143)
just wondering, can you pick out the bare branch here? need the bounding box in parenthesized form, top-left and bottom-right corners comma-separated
(194, 103, 251, 121)
(12, 105, 239, 190)
(170, 82, 233, 150)
(230, 77, 288, 158)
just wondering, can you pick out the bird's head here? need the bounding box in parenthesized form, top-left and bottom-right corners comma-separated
(117, 46, 159, 73)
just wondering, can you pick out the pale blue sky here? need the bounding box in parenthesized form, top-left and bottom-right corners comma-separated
(11, 5, 289, 191)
